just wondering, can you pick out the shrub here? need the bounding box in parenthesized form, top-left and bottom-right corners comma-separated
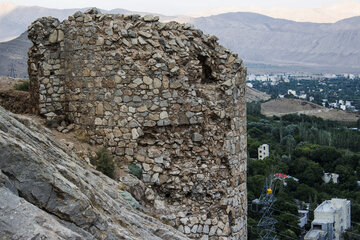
(74, 129, 90, 143)
(128, 163, 142, 179)
(14, 81, 29, 91)
(90, 148, 115, 179)
(45, 119, 57, 128)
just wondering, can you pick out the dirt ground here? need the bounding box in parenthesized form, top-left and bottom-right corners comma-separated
(0, 77, 31, 114)
(261, 98, 360, 122)
(246, 86, 271, 102)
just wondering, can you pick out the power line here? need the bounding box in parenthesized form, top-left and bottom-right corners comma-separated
(352, 221, 360, 226)
(346, 231, 360, 238)
(270, 207, 306, 221)
(249, 206, 304, 233)
(249, 224, 298, 240)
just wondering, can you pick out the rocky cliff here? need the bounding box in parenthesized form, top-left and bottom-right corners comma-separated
(0, 106, 189, 239)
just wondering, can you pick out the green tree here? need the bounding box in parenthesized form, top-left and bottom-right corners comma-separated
(247, 175, 266, 201)
(295, 184, 317, 202)
(301, 162, 323, 186)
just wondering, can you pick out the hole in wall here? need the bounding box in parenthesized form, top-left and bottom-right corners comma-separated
(198, 55, 216, 84)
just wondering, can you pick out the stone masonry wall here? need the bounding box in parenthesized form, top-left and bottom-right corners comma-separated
(28, 8, 247, 240)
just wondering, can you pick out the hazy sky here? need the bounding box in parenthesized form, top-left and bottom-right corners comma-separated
(3, 0, 358, 15)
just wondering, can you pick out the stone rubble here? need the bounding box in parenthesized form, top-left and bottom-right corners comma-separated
(28, 8, 247, 239)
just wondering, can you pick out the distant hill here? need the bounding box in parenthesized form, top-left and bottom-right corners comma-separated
(261, 98, 360, 122)
(0, 6, 84, 42)
(0, 5, 176, 77)
(0, 5, 168, 77)
(0, 4, 170, 42)
(246, 87, 271, 102)
(1, 4, 360, 75)
(192, 13, 360, 73)
(0, 32, 31, 78)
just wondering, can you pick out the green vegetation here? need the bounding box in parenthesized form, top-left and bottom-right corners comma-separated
(13, 80, 29, 91)
(247, 102, 360, 239)
(128, 163, 142, 179)
(90, 147, 115, 179)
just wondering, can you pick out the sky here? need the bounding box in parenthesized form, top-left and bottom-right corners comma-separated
(2, 0, 360, 22)
(0, 0, 351, 15)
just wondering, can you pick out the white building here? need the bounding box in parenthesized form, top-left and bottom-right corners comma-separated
(323, 73, 337, 79)
(246, 82, 253, 88)
(258, 144, 269, 160)
(322, 173, 339, 184)
(287, 89, 297, 96)
(256, 75, 268, 81)
(246, 74, 256, 81)
(299, 210, 310, 228)
(299, 94, 307, 100)
(329, 102, 338, 108)
(305, 199, 351, 240)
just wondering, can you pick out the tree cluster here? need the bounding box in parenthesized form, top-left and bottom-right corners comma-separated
(247, 102, 360, 239)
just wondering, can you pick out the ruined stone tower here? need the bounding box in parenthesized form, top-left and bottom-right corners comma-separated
(28, 8, 247, 239)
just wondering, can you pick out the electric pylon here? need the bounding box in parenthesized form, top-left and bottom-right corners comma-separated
(257, 176, 278, 240)
(8, 63, 16, 78)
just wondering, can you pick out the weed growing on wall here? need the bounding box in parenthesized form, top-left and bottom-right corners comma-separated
(90, 147, 115, 179)
(128, 163, 142, 179)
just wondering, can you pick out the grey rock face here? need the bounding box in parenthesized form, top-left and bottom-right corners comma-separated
(0, 107, 189, 240)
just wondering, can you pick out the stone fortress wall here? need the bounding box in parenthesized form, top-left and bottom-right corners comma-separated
(28, 8, 247, 239)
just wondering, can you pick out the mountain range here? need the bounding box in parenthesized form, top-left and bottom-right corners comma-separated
(0, 3, 359, 76)
(188, 0, 360, 23)
(0, 32, 31, 78)
(192, 13, 360, 73)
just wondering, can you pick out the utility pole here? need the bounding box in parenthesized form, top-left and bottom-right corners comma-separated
(257, 177, 278, 240)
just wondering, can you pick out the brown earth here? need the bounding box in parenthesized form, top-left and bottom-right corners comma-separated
(0, 90, 31, 114)
(0, 77, 31, 114)
(246, 86, 271, 102)
(261, 98, 360, 122)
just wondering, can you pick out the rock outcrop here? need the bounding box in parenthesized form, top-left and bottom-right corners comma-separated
(0, 106, 189, 239)
(27, 8, 247, 239)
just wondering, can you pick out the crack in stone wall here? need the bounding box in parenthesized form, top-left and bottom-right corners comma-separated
(28, 8, 247, 240)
